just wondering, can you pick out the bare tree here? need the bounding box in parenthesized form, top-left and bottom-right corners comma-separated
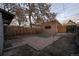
(0, 3, 57, 27)
(0, 3, 27, 26)
(22, 3, 56, 27)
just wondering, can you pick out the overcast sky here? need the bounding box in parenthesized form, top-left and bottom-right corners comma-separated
(51, 3, 79, 24)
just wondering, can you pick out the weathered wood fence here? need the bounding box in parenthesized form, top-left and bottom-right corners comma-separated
(4, 26, 42, 37)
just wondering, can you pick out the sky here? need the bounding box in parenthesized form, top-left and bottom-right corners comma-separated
(51, 3, 79, 24)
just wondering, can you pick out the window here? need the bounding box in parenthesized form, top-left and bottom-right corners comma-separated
(45, 26, 51, 29)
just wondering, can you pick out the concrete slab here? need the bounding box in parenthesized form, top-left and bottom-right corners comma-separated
(27, 36, 60, 50)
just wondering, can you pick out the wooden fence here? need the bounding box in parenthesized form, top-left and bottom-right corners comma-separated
(4, 26, 42, 37)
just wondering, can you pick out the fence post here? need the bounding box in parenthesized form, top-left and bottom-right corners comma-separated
(0, 13, 4, 55)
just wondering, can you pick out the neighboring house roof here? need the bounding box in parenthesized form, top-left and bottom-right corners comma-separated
(41, 19, 62, 26)
(0, 8, 15, 25)
(66, 20, 76, 25)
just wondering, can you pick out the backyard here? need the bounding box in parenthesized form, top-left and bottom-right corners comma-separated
(3, 33, 79, 56)
(0, 3, 79, 56)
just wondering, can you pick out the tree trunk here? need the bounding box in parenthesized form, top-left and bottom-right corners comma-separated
(28, 3, 32, 28)
(17, 18, 21, 26)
